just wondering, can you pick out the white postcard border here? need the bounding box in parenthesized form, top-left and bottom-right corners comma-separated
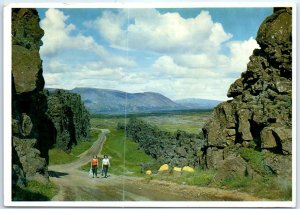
(3, 2, 297, 207)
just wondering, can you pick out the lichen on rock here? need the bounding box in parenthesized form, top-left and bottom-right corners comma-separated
(202, 8, 292, 180)
(11, 8, 56, 198)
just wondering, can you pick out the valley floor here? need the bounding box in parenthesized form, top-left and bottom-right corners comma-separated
(48, 129, 265, 202)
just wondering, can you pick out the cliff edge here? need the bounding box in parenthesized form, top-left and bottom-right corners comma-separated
(12, 8, 56, 195)
(202, 8, 292, 180)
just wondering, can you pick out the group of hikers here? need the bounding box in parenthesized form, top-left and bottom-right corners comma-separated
(91, 155, 110, 178)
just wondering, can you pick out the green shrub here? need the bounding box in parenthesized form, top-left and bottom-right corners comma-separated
(220, 176, 252, 189)
(49, 129, 100, 165)
(191, 170, 216, 186)
(49, 148, 78, 165)
(13, 180, 58, 201)
(251, 176, 292, 200)
(239, 148, 270, 175)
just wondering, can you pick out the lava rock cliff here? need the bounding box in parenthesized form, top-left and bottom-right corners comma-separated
(202, 8, 292, 180)
(46, 89, 90, 152)
(12, 9, 56, 192)
(11, 9, 90, 199)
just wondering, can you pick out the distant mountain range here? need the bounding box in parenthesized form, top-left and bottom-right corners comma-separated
(175, 98, 222, 109)
(48, 87, 222, 114)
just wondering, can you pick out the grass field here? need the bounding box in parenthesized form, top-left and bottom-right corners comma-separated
(81, 128, 154, 176)
(135, 111, 212, 134)
(91, 110, 212, 134)
(49, 128, 99, 165)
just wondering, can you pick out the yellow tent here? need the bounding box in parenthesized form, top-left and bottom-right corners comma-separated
(182, 166, 194, 172)
(173, 167, 182, 172)
(158, 164, 169, 172)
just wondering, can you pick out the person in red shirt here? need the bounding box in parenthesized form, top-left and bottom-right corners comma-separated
(90, 155, 98, 178)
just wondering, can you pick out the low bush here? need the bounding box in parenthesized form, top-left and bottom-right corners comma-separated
(239, 148, 271, 175)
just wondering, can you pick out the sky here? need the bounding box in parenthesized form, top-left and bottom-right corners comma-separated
(37, 7, 273, 101)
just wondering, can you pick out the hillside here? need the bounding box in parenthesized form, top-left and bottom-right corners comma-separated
(71, 88, 181, 114)
(175, 98, 222, 109)
(70, 88, 221, 114)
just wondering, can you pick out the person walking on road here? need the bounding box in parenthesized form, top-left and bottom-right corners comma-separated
(102, 155, 110, 178)
(91, 155, 98, 178)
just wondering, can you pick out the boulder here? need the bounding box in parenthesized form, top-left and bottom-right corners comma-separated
(261, 127, 277, 149)
(206, 147, 224, 169)
(237, 109, 253, 141)
(272, 127, 292, 154)
(227, 78, 243, 98)
(264, 152, 292, 178)
(13, 137, 48, 182)
(214, 156, 247, 181)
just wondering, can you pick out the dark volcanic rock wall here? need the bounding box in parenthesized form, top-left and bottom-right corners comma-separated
(46, 89, 90, 151)
(126, 118, 205, 168)
(202, 8, 292, 180)
(12, 8, 56, 193)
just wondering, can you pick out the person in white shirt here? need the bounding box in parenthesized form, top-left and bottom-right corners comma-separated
(102, 155, 110, 178)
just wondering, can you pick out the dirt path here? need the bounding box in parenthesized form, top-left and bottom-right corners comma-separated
(49, 129, 265, 201)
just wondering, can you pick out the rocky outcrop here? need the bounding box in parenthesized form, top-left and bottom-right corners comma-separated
(126, 118, 206, 169)
(202, 8, 292, 180)
(12, 8, 56, 194)
(46, 89, 90, 152)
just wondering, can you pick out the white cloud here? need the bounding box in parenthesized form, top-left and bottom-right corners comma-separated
(40, 8, 135, 68)
(40, 9, 105, 56)
(44, 61, 127, 90)
(42, 8, 259, 101)
(91, 9, 232, 54)
(153, 56, 189, 76)
(174, 54, 215, 69)
(153, 37, 259, 77)
(227, 37, 259, 71)
(153, 55, 220, 79)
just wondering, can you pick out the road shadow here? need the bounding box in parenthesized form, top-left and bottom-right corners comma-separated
(48, 170, 69, 178)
